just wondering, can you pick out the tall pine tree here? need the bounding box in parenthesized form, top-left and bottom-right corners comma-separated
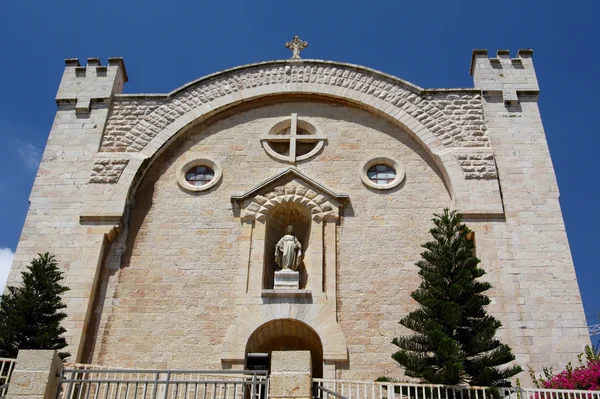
(392, 209, 521, 387)
(0, 253, 70, 360)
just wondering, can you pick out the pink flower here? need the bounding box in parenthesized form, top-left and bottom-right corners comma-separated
(540, 359, 600, 392)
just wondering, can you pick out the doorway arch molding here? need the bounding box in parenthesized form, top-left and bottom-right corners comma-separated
(221, 304, 347, 366)
(245, 319, 324, 377)
(82, 59, 504, 223)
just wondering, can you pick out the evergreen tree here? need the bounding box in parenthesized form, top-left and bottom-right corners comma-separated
(0, 253, 70, 360)
(391, 209, 521, 387)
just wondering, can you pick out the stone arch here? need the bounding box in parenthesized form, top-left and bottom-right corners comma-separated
(83, 60, 504, 223)
(101, 60, 489, 154)
(127, 68, 465, 197)
(245, 319, 324, 377)
(221, 302, 347, 370)
(242, 180, 336, 224)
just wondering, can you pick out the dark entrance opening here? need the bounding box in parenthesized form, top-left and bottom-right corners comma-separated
(245, 319, 324, 378)
(246, 352, 270, 372)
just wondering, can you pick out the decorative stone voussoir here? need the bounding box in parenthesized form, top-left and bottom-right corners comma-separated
(242, 181, 337, 223)
(89, 158, 130, 184)
(454, 152, 498, 179)
(100, 61, 490, 153)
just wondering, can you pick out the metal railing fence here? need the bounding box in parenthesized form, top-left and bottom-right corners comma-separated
(0, 357, 16, 397)
(57, 368, 268, 399)
(314, 378, 600, 399)
(314, 385, 349, 399)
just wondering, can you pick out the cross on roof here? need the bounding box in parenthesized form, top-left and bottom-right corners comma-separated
(261, 113, 327, 164)
(285, 36, 308, 59)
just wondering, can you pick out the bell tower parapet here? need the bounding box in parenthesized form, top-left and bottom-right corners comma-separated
(470, 49, 538, 106)
(55, 57, 128, 114)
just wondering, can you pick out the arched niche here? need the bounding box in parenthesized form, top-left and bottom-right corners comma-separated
(231, 168, 349, 297)
(245, 319, 324, 377)
(264, 202, 312, 289)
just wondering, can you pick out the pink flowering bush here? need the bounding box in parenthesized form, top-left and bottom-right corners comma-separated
(531, 346, 600, 391)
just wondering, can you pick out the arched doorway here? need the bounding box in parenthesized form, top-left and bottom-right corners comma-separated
(245, 319, 324, 377)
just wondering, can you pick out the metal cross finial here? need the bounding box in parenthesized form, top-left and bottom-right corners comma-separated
(285, 36, 308, 59)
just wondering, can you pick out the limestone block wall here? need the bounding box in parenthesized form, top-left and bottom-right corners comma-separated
(88, 101, 451, 373)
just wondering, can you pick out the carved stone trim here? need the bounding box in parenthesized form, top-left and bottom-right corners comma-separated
(100, 61, 490, 152)
(232, 167, 348, 204)
(242, 180, 337, 223)
(89, 159, 129, 184)
(260, 115, 326, 164)
(233, 168, 348, 223)
(454, 153, 498, 179)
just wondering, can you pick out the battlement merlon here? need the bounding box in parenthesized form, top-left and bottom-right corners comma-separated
(55, 57, 128, 114)
(470, 49, 539, 105)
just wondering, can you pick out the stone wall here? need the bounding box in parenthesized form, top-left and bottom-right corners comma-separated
(89, 101, 451, 377)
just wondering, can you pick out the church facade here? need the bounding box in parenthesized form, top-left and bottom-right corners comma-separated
(6, 44, 590, 382)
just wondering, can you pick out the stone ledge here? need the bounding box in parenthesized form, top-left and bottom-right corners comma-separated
(261, 289, 312, 298)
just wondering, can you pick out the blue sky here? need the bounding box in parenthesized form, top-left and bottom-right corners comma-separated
(0, 1, 599, 337)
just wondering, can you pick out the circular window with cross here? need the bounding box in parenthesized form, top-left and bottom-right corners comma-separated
(261, 113, 326, 164)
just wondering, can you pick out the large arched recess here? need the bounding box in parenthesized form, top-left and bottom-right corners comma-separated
(83, 60, 503, 223)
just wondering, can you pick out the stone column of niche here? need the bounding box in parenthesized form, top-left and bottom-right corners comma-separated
(269, 351, 312, 399)
(323, 215, 337, 305)
(236, 219, 254, 294)
(6, 350, 64, 399)
(305, 220, 324, 294)
(247, 221, 267, 296)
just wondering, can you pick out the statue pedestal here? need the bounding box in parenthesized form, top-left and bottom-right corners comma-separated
(274, 269, 300, 290)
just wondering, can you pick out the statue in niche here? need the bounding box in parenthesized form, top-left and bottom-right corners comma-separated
(275, 225, 302, 271)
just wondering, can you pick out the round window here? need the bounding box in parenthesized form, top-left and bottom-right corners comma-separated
(185, 165, 215, 187)
(177, 157, 222, 192)
(367, 164, 397, 185)
(359, 157, 405, 190)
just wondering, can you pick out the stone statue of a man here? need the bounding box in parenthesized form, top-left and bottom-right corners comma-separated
(275, 225, 302, 271)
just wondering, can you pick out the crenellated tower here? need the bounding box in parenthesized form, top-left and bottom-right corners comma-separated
(470, 49, 589, 371)
(470, 49, 539, 105)
(7, 57, 128, 362)
(56, 57, 127, 114)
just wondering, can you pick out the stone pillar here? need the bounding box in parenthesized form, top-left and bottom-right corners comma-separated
(269, 351, 312, 399)
(248, 221, 266, 295)
(6, 350, 63, 399)
(306, 221, 323, 293)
